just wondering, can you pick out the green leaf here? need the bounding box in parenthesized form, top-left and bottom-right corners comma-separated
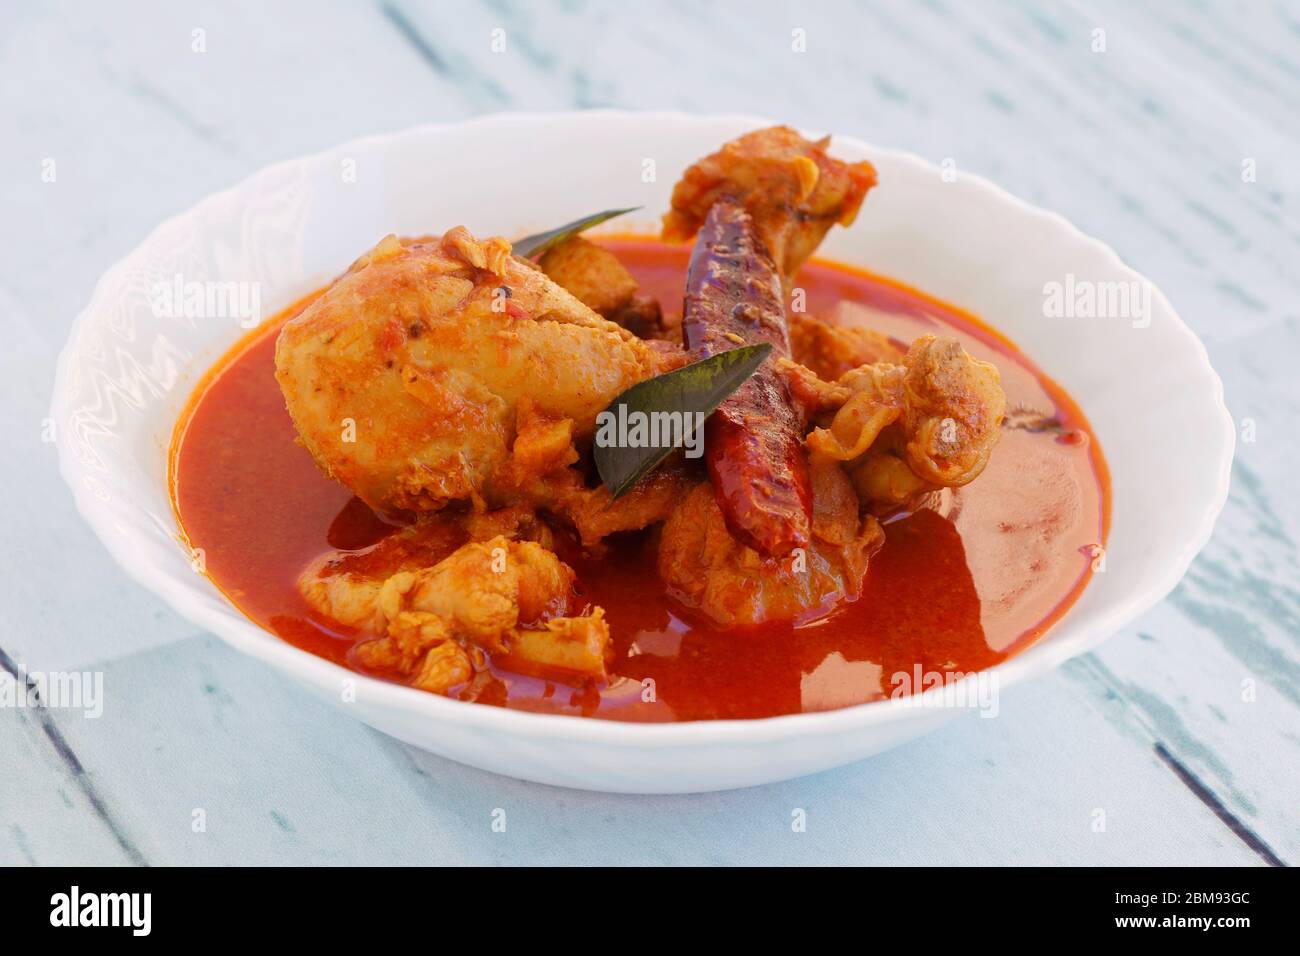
(512, 207, 641, 258)
(594, 343, 773, 499)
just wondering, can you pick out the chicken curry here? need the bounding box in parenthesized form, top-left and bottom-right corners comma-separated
(171, 127, 1109, 721)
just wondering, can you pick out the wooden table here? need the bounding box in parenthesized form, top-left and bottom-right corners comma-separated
(2, 0, 1296, 865)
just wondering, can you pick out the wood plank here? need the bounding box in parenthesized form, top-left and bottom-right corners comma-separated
(46, 634, 1263, 865)
(0, 663, 141, 866)
(1072, 316, 1300, 863)
(1, 0, 1295, 863)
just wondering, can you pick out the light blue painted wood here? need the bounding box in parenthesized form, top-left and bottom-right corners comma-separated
(0, 705, 139, 866)
(29, 635, 1268, 866)
(1, 0, 1295, 865)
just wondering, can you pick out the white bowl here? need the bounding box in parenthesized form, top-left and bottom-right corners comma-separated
(52, 111, 1233, 793)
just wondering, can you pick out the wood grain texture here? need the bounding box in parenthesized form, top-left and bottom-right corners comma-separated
(1, 0, 1295, 865)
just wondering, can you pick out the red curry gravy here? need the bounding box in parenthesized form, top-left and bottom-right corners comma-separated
(171, 238, 1110, 721)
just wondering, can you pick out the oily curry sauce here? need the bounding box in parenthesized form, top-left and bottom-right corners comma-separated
(171, 238, 1109, 722)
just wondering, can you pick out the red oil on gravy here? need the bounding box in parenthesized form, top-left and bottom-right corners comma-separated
(171, 238, 1110, 722)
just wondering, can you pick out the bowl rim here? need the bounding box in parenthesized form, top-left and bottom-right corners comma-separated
(51, 109, 1235, 745)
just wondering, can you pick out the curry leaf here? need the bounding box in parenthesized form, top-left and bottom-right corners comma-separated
(512, 207, 641, 258)
(594, 343, 773, 499)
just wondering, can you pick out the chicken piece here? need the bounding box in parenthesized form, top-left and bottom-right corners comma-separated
(509, 397, 580, 484)
(657, 458, 884, 627)
(493, 612, 611, 682)
(543, 461, 696, 548)
(848, 451, 932, 508)
(299, 506, 551, 634)
(308, 531, 609, 694)
(539, 236, 667, 338)
(662, 126, 877, 284)
(893, 335, 1006, 486)
(538, 236, 639, 317)
(608, 294, 667, 340)
(801, 334, 1006, 508)
(275, 228, 681, 515)
(359, 612, 475, 694)
(789, 307, 904, 380)
(374, 536, 577, 651)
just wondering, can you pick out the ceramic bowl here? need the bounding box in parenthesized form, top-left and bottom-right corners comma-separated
(51, 111, 1233, 792)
